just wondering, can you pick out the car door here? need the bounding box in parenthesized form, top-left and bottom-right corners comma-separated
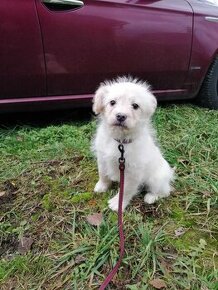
(35, 0, 193, 97)
(0, 0, 46, 99)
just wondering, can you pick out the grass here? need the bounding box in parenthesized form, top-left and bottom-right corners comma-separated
(0, 105, 217, 290)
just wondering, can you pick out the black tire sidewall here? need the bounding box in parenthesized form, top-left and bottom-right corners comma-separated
(197, 57, 218, 109)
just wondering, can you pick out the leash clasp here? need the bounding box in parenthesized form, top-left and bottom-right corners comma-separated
(118, 144, 125, 170)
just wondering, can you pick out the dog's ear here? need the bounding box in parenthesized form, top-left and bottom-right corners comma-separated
(93, 85, 108, 114)
(139, 81, 157, 118)
(143, 91, 157, 118)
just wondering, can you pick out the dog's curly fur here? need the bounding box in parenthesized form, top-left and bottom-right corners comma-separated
(92, 76, 174, 211)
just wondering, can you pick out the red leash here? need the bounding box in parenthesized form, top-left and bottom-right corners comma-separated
(99, 144, 126, 289)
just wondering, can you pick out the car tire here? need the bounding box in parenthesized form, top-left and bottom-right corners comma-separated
(196, 57, 218, 110)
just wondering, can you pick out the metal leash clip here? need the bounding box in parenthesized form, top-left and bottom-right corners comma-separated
(118, 144, 125, 170)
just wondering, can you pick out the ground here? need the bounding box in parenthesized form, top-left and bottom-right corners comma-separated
(0, 105, 217, 290)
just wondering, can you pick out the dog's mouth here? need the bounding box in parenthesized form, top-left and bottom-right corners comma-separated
(113, 122, 128, 129)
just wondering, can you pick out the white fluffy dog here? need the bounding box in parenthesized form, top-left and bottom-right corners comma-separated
(92, 76, 174, 211)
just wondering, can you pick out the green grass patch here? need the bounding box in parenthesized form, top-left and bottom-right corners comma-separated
(0, 105, 217, 289)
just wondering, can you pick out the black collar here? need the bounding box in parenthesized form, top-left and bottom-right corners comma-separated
(114, 138, 133, 144)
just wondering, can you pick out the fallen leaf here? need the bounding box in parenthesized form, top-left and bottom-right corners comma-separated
(0, 191, 6, 197)
(88, 199, 97, 207)
(18, 237, 33, 254)
(86, 213, 103, 226)
(174, 227, 186, 237)
(149, 278, 167, 289)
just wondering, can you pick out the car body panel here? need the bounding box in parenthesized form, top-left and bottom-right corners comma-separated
(0, 0, 218, 112)
(0, 0, 46, 99)
(184, 0, 218, 95)
(36, 0, 193, 96)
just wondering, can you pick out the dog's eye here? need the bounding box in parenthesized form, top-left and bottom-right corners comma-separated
(132, 103, 139, 110)
(110, 100, 116, 106)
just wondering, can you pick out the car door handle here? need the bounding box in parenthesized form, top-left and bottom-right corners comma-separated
(42, 0, 84, 11)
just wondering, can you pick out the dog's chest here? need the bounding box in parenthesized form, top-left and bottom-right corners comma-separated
(103, 143, 145, 180)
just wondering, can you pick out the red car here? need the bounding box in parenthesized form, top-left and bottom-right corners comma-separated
(0, 0, 218, 111)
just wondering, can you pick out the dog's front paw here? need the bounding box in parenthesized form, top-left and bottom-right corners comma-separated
(108, 194, 119, 211)
(94, 180, 109, 193)
(108, 193, 128, 212)
(144, 193, 159, 204)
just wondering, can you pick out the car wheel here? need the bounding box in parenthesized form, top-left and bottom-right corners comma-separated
(196, 57, 218, 110)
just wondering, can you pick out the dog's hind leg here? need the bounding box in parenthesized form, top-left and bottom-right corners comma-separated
(144, 179, 172, 204)
(144, 163, 174, 204)
(144, 192, 160, 204)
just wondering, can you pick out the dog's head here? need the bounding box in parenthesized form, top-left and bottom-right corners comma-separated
(93, 76, 157, 132)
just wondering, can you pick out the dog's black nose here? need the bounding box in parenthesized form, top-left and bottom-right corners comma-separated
(116, 113, 127, 122)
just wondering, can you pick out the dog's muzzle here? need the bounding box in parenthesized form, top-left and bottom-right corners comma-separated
(116, 113, 128, 125)
(116, 113, 127, 123)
